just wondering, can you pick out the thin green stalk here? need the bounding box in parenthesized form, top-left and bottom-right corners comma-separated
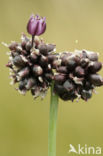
(48, 82, 59, 156)
(31, 35, 34, 47)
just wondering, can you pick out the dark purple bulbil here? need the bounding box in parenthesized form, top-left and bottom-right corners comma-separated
(27, 15, 46, 36)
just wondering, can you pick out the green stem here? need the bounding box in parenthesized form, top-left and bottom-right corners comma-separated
(31, 35, 34, 48)
(48, 82, 59, 156)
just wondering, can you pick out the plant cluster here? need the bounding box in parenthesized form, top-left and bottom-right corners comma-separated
(5, 14, 103, 101)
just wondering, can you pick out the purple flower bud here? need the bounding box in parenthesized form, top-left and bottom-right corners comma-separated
(19, 80, 26, 91)
(80, 58, 89, 67)
(54, 84, 66, 94)
(38, 44, 48, 55)
(57, 66, 68, 74)
(88, 62, 102, 73)
(33, 65, 43, 76)
(25, 78, 36, 90)
(81, 90, 92, 101)
(38, 44, 55, 55)
(48, 54, 58, 63)
(86, 52, 98, 61)
(59, 92, 77, 101)
(13, 55, 26, 67)
(54, 74, 66, 83)
(18, 67, 30, 79)
(27, 15, 46, 36)
(46, 44, 56, 52)
(84, 81, 94, 90)
(52, 59, 61, 69)
(25, 41, 32, 51)
(89, 74, 103, 86)
(74, 66, 85, 77)
(63, 80, 75, 92)
(44, 73, 53, 81)
(39, 55, 48, 66)
(67, 57, 77, 70)
(30, 52, 38, 62)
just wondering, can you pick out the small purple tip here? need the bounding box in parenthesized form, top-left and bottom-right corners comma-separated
(27, 14, 46, 36)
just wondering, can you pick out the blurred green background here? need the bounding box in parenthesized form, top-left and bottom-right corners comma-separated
(0, 0, 103, 156)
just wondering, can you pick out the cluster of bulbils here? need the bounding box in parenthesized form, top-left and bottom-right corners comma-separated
(54, 50, 103, 101)
(5, 14, 103, 101)
(6, 34, 55, 98)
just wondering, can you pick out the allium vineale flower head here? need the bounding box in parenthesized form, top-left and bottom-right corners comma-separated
(4, 14, 103, 101)
(54, 50, 103, 101)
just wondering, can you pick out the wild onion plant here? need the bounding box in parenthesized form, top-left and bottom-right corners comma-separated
(4, 14, 103, 156)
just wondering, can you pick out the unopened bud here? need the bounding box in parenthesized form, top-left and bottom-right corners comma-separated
(25, 78, 36, 90)
(52, 59, 61, 68)
(33, 65, 43, 76)
(30, 52, 38, 62)
(45, 73, 53, 81)
(84, 81, 94, 90)
(80, 58, 89, 67)
(61, 55, 70, 65)
(63, 80, 74, 92)
(48, 54, 57, 62)
(87, 52, 98, 61)
(67, 57, 77, 70)
(18, 67, 30, 79)
(38, 44, 48, 55)
(81, 90, 92, 101)
(19, 80, 26, 91)
(54, 74, 66, 83)
(40, 55, 48, 66)
(13, 55, 26, 67)
(27, 15, 46, 36)
(57, 66, 68, 74)
(89, 74, 103, 86)
(26, 41, 32, 51)
(59, 92, 76, 101)
(46, 44, 56, 52)
(54, 84, 66, 94)
(88, 62, 102, 73)
(74, 66, 85, 77)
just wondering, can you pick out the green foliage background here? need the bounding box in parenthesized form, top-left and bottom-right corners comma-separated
(0, 0, 103, 155)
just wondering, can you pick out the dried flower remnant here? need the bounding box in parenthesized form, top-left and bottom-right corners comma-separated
(54, 50, 103, 101)
(5, 34, 56, 99)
